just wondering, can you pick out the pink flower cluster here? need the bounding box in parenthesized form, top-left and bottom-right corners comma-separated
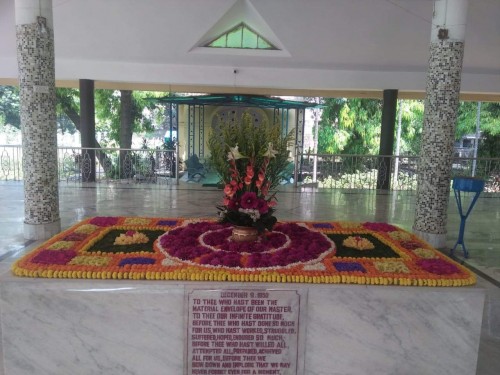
(222, 158, 275, 224)
(159, 222, 333, 269)
(362, 222, 398, 232)
(89, 217, 119, 227)
(401, 240, 423, 250)
(226, 192, 272, 215)
(416, 259, 460, 275)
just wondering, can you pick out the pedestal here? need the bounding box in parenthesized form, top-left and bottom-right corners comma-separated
(0, 272, 485, 375)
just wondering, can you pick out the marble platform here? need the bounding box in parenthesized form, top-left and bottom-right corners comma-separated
(0, 271, 485, 375)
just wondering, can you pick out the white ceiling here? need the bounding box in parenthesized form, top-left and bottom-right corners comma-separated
(0, 0, 499, 97)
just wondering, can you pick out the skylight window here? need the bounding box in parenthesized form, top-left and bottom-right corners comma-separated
(205, 22, 277, 50)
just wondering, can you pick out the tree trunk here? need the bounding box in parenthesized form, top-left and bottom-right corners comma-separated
(119, 90, 134, 178)
(57, 92, 112, 173)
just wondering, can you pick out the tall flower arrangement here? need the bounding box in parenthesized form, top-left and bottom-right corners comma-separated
(208, 113, 294, 233)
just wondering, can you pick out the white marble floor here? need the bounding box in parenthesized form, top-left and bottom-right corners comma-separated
(0, 181, 499, 374)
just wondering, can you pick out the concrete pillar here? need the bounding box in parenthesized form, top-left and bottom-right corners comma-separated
(79, 79, 96, 182)
(413, 0, 469, 248)
(377, 89, 398, 190)
(15, 0, 60, 240)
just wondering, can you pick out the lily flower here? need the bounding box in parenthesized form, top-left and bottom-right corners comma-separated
(263, 143, 278, 158)
(227, 144, 246, 161)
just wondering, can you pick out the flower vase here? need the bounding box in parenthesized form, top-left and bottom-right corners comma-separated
(232, 226, 259, 242)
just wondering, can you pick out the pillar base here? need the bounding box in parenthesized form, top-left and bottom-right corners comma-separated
(412, 228, 447, 249)
(24, 219, 61, 241)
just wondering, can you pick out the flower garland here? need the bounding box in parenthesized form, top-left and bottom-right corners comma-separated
(11, 217, 476, 287)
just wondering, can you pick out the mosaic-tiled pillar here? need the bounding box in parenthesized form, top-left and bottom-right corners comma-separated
(15, 0, 60, 240)
(413, 0, 468, 248)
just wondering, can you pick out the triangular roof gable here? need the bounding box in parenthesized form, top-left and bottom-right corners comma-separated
(190, 0, 289, 56)
(205, 22, 277, 50)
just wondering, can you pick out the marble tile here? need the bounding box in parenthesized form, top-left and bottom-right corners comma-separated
(1, 278, 185, 375)
(306, 286, 485, 375)
(0, 278, 485, 375)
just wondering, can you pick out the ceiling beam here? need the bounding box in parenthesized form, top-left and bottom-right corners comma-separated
(1, 78, 499, 102)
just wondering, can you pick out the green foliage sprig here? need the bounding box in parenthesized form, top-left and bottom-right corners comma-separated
(208, 112, 294, 191)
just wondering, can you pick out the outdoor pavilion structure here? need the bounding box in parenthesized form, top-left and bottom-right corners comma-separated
(0, 1, 500, 374)
(0, 0, 499, 247)
(151, 93, 318, 162)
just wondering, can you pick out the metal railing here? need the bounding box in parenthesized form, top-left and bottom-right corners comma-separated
(1, 145, 179, 185)
(297, 153, 418, 190)
(296, 152, 500, 193)
(0, 145, 23, 180)
(1, 145, 499, 193)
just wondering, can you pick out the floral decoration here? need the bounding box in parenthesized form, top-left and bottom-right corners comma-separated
(74, 224, 99, 234)
(11, 217, 476, 287)
(31, 250, 78, 265)
(47, 241, 76, 250)
(114, 231, 149, 245)
(89, 217, 119, 227)
(388, 231, 412, 241)
(363, 222, 398, 232)
(63, 233, 88, 241)
(416, 259, 461, 275)
(208, 113, 294, 233)
(413, 248, 438, 259)
(159, 222, 334, 269)
(374, 261, 410, 274)
(69, 256, 111, 267)
(123, 218, 152, 226)
(333, 262, 366, 273)
(342, 236, 375, 250)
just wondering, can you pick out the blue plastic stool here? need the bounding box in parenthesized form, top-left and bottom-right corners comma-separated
(451, 177, 485, 258)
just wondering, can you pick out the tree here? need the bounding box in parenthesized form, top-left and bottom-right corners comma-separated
(55, 88, 80, 134)
(0, 85, 21, 128)
(397, 100, 424, 156)
(55, 88, 167, 178)
(318, 98, 382, 155)
(456, 101, 500, 157)
(94, 89, 158, 147)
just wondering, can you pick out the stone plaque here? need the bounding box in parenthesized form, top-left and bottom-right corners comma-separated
(186, 289, 302, 375)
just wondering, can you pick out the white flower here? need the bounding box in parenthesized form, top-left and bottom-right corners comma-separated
(227, 144, 246, 160)
(263, 142, 278, 158)
(239, 208, 261, 222)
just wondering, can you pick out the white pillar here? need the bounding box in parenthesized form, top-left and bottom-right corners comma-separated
(15, 0, 60, 240)
(431, 0, 468, 42)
